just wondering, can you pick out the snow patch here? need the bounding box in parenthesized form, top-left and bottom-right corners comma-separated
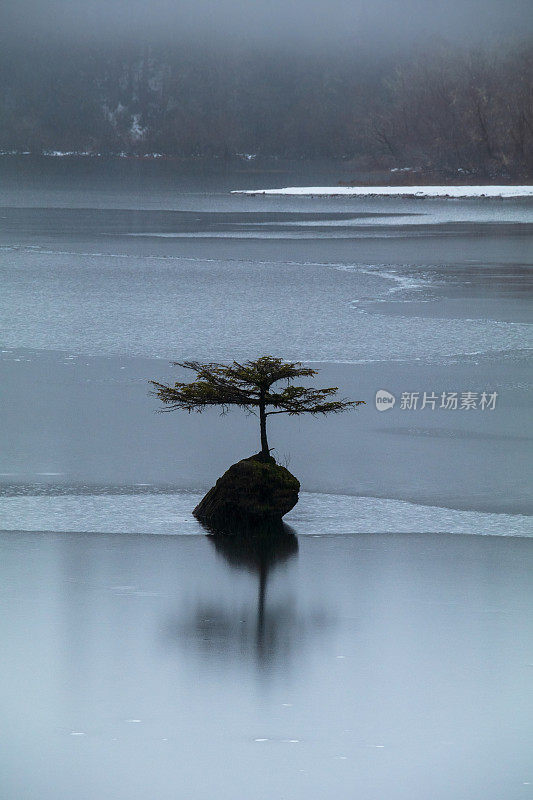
(233, 185, 533, 198)
(130, 114, 147, 142)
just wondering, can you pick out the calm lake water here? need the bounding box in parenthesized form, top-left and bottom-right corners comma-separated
(0, 157, 532, 798)
(1, 530, 532, 800)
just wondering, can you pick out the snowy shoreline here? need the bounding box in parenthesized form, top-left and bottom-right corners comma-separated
(233, 185, 533, 198)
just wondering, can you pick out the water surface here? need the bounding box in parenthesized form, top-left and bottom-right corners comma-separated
(1, 159, 531, 517)
(1, 530, 532, 800)
(0, 159, 532, 799)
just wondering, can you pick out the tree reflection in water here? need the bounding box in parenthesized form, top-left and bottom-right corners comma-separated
(167, 525, 332, 672)
(210, 528, 298, 664)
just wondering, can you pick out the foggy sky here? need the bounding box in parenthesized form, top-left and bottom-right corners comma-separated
(3, 0, 533, 50)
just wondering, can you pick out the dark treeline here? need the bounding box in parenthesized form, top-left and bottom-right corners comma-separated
(1, 40, 532, 176)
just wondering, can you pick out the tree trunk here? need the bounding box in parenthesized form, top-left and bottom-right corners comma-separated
(259, 397, 269, 458)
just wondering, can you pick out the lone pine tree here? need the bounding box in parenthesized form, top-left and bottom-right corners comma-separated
(151, 356, 364, 459)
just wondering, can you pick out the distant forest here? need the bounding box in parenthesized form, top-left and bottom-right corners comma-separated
(1, 40, 532, 176)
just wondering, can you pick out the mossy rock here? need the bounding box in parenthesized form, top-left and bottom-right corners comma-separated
(193, 453, 299, 530)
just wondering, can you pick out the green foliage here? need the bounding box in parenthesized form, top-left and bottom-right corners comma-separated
(151, 356, 364, 457)
(150, 356, 364, 417)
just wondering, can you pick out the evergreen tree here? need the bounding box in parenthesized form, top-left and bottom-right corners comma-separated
(151, 356, 364, 459)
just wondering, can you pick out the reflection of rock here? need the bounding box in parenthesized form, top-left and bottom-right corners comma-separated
(166, 530, 334, 673)
(209, 526, 298, 574)
(209, 530, 299, 664)
(167, 531, 306, 670)
(193, 453, 299, 529)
